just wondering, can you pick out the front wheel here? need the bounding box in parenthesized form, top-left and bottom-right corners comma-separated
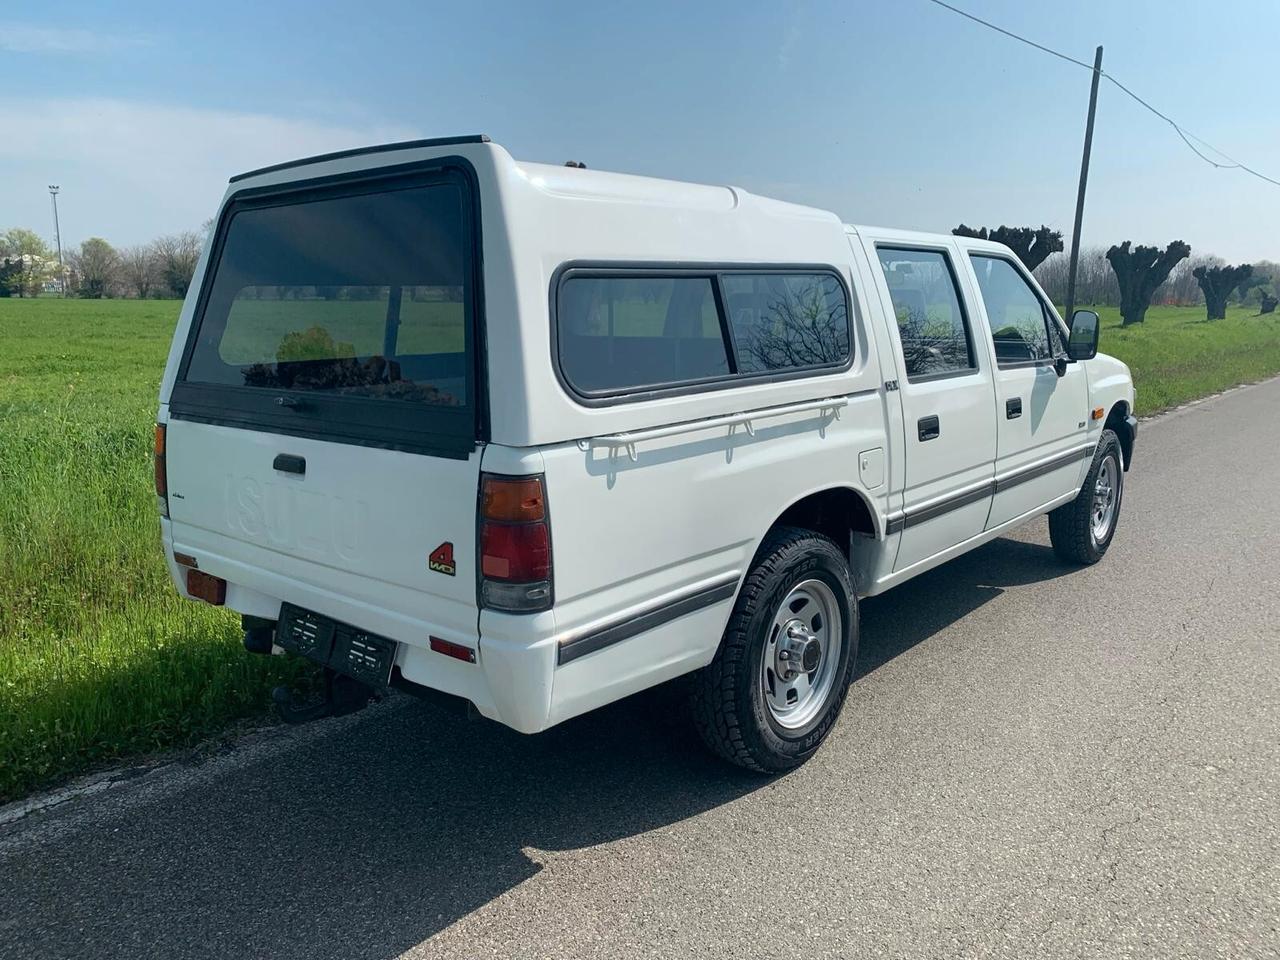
(1049, 428, 1124, 564)
(691, 526, 858, 773)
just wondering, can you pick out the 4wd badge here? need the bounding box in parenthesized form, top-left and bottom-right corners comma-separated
(428, 542, 456, 576)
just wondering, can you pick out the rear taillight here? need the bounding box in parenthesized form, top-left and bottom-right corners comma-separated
(154, 423, 168, 517)
(479, 473, 552, 612)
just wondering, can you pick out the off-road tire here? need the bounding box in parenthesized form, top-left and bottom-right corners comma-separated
(1048, 428, 1124, 565)
(691, 526, 858, 773)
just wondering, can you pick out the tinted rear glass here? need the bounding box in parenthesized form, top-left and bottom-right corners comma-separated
(184, 181, 470, 406)
(557, 276, 729, 394)
(721, 273, 849, 374)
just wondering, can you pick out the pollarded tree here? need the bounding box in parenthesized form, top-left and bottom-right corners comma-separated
(952, 224, 1064, 272)
(1106, 240, 1191, 325)
(1193, 263, 1252, 320)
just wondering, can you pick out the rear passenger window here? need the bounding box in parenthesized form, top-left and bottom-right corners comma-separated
(557, 276, 729, 395)
(721, 273, 849, 373)
(876, 248, 975, 380)
(969, 255, 1053, 365)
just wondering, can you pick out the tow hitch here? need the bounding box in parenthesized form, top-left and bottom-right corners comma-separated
(241, 614, 382, 724)
(271, 667, 380, 724)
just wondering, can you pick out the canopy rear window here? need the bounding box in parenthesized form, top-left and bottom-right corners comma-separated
(172, 164, 481, 456)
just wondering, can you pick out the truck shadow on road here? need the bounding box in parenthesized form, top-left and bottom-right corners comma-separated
(857, 535, 1076, 679)
(7, 537, 1075, 960)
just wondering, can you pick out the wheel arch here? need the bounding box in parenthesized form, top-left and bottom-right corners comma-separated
(766, 485, 881, 560)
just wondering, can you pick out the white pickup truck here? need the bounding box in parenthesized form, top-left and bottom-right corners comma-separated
(156, 135, 1136, 771)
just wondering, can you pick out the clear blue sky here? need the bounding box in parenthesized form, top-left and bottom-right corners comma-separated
(2, 0, 1276, 262)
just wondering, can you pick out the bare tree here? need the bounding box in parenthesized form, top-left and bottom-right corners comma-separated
(1106, 241, 1191, 325)
(119, 244, 161, 299)
(1034, 247, 1119, 308)
(1193, 263, 1252, 320)
(953, 224, 1064, 272)
(68, 238, 120, 298)
(739, 276, 849, 371)
(153, 230, 203, 298)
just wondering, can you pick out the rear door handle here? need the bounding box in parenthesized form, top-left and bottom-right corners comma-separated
(1006, 397, 1023, 419)
(273, 454, 306, 475)
(918, 415, 940, 441)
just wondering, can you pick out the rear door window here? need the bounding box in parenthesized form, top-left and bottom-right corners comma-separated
(876, 247, 976, 380)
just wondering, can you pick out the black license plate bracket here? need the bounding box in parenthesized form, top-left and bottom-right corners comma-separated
(276, 603, 397, 686)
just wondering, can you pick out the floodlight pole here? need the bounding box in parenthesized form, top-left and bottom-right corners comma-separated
(1064, 46, 1102, 323)
(48, 185, 65, 296)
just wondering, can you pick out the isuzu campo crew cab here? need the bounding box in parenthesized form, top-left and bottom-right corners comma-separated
(157, 135, 1136, 771)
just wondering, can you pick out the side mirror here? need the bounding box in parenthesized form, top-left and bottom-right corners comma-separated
(1068, 309, 1100, 361)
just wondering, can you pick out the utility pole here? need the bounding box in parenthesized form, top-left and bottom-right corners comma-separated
(1064, 46, 1103, 323)
(48, 185, 65, 296)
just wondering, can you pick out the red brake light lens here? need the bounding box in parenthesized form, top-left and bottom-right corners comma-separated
(480, 522, 550, 581)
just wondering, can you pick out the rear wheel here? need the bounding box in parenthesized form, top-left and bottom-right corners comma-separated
(1049, 428, 1124, 564)
(691, 526, 857, 773)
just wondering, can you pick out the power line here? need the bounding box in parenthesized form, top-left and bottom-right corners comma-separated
(923, 0, 1280, 189)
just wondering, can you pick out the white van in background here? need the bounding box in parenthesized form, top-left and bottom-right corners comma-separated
(156, 136, 1135, 771)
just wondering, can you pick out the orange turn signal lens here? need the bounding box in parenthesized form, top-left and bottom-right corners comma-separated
(481, 475, 546, 522)
(1091, 407, 1105, 421)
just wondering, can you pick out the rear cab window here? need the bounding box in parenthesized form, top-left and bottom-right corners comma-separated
(171, 164, 482, 456)
(554, 267, 852, 401)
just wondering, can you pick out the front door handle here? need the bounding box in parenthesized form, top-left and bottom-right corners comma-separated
(918, 415, 940, 441)
(1006, 397, 1023, 419)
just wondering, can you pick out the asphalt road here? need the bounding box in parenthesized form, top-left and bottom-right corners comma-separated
(3, 380, 1279, 960)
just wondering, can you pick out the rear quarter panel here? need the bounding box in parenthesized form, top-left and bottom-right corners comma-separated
(534, 391, 889, 724)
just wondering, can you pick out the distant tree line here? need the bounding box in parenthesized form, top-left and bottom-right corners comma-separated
(954, 223, 1277, 325)
(0, 225, 205, 299)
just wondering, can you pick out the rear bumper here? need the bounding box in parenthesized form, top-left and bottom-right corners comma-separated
(162, 520, 734, 735)
(161, 519, 557, 734)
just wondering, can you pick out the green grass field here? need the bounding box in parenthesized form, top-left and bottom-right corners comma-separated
(0, 299, 308, 801)
(2, 297, 1278, 801)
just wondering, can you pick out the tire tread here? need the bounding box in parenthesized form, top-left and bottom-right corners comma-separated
(691, 525, 855, 773)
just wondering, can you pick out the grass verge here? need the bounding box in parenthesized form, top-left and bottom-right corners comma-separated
(0, 299, 304, 802)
